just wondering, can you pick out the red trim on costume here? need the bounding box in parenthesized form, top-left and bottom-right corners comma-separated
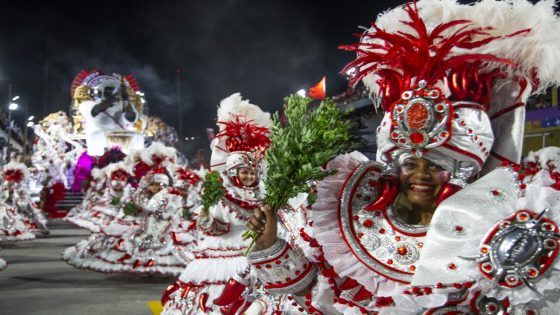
(252, 244, 290, 265)
(442, 143, 484, 167)
(337, 163, 412, 284)
(211, 162, 227, 168)
(264, 264, 315, 289)
(489, 151, 519, 168)
(382, 211, 427, 237)
(199, 217, 231, 236)
(490, 102, 524, 120)
(167, 188, 185, 196)
(223, 191, 259, 210)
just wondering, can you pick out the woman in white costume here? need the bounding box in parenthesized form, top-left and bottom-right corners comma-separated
(0, 162, 48, 237)
(162, 93, 273, 315)
(242, 1, 560, 314)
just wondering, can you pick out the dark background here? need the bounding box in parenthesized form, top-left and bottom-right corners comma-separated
(0, 0, 406, 149)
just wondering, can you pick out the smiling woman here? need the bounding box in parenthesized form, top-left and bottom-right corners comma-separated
(238, 0, 560, 313)
(396, 154, 450, 225)
(236, 167, 257, 188)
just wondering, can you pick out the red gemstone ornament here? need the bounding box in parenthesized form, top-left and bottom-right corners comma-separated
(410, 132, 424, 144)
(487, 304, 498, 312)
(527, 268, 538, 278)
(363, 219, 374, 228)
(406, 102, 429, 129)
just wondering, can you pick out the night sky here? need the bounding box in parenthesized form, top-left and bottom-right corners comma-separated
(0, 0, 406, 150)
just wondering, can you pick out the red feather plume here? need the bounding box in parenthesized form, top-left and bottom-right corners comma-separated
(216, 115, 271, 154)
(70, 69, 93, 97)
(175, 168, 202, 185)
(124, 74, 140, 92)
(339, 2, 527, 111)
(4, 170, 24, 182)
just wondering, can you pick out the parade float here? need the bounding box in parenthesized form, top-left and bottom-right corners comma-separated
(30, 69, 182, 218)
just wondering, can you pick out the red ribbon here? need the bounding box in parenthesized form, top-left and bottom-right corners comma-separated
(213, 279, 247, 306)
(365, 176, 400, 211)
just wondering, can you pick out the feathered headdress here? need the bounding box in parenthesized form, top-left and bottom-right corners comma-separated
(126, 150, 152, 181)
(140, 142, 177, 168)
(173, 167, 202, 186)
(3, 162, 28, 183)
(341, 2, 523, 111)
(342, 0, 560, 175)
(102, 162, 132, 181)
(210, 93, 272, 173)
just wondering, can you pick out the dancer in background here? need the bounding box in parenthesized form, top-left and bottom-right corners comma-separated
(0, 163, 37, 241)
(2, 162, 48, 235)
(63, 143, 194, 275)
(162, 93, 272, 315)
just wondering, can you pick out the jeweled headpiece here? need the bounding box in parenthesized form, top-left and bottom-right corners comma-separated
(103, 162, 132, 182)
(342, 0, 560, 176)
(210, 93, 271, 181)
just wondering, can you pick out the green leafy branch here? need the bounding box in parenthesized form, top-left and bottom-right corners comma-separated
(123, 201, 140, 216)
(242, 94, 356, 252)
(110, 197, 121, 206)
(201, 171, 224, 215)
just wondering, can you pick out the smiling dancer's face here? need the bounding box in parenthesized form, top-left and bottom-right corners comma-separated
(399, 156, 450, 208)
(237, 167, 257, 187)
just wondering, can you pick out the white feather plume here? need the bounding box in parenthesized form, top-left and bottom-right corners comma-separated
(529, 146, 560, 169)
(366, 0, 560, 95)
(124, 149, 148, 166)
(140, 142, 177, 166)
(216, 93, 271, 130)
(101, 161, 133, 179)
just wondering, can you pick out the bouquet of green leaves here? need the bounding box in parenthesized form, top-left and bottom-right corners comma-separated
(201, 171, 225, 215)
(110, 197, 121, 206)
(123, 201, 140, 216)
(242, 94, 356, 253)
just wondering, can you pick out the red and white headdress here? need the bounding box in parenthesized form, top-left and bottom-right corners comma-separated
(125, 149, 152, 181)
(140, 142, 177, 168)
(173, 166, 202, 188)
(341, 0, 560, 179)
(102, 162, 132, 182)
(2, 162, 29, 184)
(151, 166, 171, 186)
(210, 93, 271, 181)
(139, 142, 176, 186)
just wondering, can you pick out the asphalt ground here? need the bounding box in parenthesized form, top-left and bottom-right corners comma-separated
(0, 220, 171, 315)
